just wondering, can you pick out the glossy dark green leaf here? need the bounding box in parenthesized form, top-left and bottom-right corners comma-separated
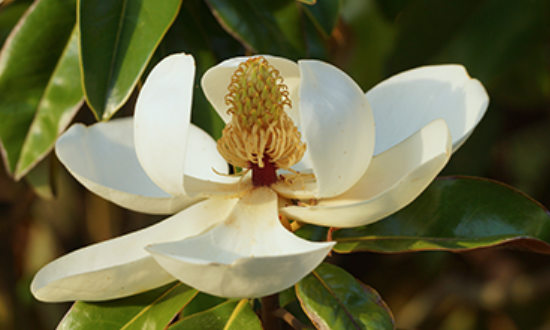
(333, 177, 550, 254)
(0, 0, 82, 178)
(179, 292, 227, 317)
(279, 287, 297, 307)
(301, 0, 341, 37)
(0, 0, 31, 45)
(15, 27, 83, 179)
(58, 282, 198, 329)
(206, 0, 304, 59)
(79, 0, 181, 119)
(170, 300, 262, 330)
(296, 263, 394, 330)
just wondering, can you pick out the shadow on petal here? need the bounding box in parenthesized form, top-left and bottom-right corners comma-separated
(281, 119, 452, 227)
(31, 197, 238, 302)
(367, 65, 488, 155)
(147, 187, 334, 298)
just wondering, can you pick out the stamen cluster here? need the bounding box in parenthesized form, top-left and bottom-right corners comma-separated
(216, 57, 306, 186)
(224, 57, 291, 129)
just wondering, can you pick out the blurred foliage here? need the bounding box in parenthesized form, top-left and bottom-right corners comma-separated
(0, 0, 549, 328)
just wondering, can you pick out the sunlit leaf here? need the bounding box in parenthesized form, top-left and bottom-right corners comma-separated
(58, 282, 198, 329)
(296, 263, 394, 329)
(332, 177, 550, 254)
(15, 27, 83, 179)
(170, 299, 262, 330)
(79, 0, 181, 119)
(0, 0, 82, 178)
(179, 292, 227, 318)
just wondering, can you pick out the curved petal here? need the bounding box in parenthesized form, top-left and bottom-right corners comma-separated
(281, 119, 452, 227)
(134, 53, 194, 196)
(366, 64, 489, 155)
(31, 197, 239, 302)
(146, 187, 334, 298)
(184, 124, 232, 183)
(201, 55, 301, 125)
(297, 60, 375, 198)
(55, 118, 198, 214)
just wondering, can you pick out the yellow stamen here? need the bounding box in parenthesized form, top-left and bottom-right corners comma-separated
(217, 56, 306, 171)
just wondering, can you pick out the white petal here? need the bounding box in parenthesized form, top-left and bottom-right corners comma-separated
(297, 60, 375, 198)
(366, 64, 489, 155)
(184, 124, 233, 183)
(55, 119, 198, 214)
(134, 53, 194, 196)
(281, 119, 451, 227)
(146, 187, 334, 298)
(201, 55, 301, 125)
(31, 198, 239, 302)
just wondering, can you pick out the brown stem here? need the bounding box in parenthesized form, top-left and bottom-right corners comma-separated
(273, 308, 308, 329)
(251, 156, 278, 187)
(261, 294, 282, 330)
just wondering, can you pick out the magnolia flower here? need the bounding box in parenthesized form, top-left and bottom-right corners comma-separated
(31, 54, 488, 302)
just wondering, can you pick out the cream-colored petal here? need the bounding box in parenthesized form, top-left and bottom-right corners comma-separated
(297, 60, 375, 198)
(55, 119, 198, 214)
(281, 119, 452, 227)
(146, 187, 334, 298)
(201, 55, 301, 125)
(183, 123, 233, 183)
(31, 197, 238, 302)
(134, 53, 195, 196)
(271, 169, 317, 200)
(366, 64, 489, 155)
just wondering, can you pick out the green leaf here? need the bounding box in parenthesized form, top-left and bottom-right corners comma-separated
(296, 263, 394, 330)
(206, 0, 305, 59)
(302, 8, 330, 60)
(170, 300, 262, 330)
(301, 0, 341, 38)
(58, 282, 198, 329)
(179, 292, 227, 318)
(0, 0, 32, 46)
(25, 155, 55, 199)
(0, 0, 82, 178)
(279, 287, 297, 307)
(296, 0, 316, 5)
(15, 27, 83, 179)
(333, 177, 550, 254)
(78, 0, 181, 120)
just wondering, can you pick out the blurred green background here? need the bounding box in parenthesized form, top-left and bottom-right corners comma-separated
(1, 0, 549, 328)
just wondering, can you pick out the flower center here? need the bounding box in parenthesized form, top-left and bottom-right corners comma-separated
(216, 56, 306, 187)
